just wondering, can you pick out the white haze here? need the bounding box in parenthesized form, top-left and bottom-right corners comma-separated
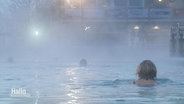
(0, 0, 172, 65)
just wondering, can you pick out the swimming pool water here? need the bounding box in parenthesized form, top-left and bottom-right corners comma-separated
(0, 60, 184, 104)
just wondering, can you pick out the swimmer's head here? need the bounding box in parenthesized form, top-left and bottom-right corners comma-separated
(136, 60, 157, 80)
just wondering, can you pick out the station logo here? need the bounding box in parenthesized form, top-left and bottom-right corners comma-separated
(10, 88, 30, 97)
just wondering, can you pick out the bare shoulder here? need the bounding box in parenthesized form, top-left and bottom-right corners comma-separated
(134, 79, 156, 86)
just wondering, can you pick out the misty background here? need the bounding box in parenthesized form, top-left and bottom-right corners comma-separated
(0, 0, 175, 64)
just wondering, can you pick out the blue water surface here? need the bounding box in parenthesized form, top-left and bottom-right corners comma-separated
(0, 59, 184, 104)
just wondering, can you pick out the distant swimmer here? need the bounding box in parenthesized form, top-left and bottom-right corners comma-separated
(79, 58, 87, 67)
(133, 60, 157, 86)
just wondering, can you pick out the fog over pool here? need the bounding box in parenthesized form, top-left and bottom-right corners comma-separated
(0, 1, 184, 104)
(0, 0, 172, 63)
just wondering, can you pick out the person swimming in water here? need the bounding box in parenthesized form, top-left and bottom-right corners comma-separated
(79, 58, 88, 67)
(133, 60, 157, 86)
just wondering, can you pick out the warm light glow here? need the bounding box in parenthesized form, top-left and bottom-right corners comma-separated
(153, 26, 160, 30)
(134, 26, 140, 30)
(66, 0, 71, 4)
(66, 0, 81, 8)
(158, 0, 163, 2)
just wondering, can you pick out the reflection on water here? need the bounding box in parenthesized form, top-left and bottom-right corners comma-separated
(35, 91, 39, 104)
(66, 67, 80, 104)
(0, 62, 184, 104)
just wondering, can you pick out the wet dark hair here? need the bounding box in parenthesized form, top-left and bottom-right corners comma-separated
(136, 60, 157, 80)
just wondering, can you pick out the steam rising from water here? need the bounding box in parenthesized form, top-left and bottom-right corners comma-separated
(0, 21, 170, 64)
(0, 1, 171, 64)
